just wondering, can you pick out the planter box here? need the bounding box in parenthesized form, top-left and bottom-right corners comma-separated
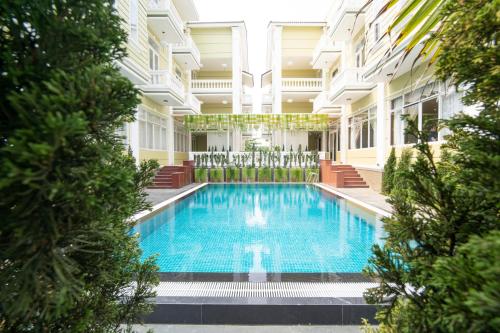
(209, 168, 224, 182)
(258, 167, 272, 182)
(290, 168, 304, 182)
(274, 168, 288, 182)
(242, 167, 256, 182)
(194, 168, 208, 183)
(225, 167, 240, 182)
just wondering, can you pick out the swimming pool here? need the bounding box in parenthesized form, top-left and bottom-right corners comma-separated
(134, 184, 384, 274)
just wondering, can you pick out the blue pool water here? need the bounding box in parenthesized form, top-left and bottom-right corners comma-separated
(134, 184, 384, 273)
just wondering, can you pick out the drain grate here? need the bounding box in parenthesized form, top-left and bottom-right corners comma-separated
(155, 282, 377, 298)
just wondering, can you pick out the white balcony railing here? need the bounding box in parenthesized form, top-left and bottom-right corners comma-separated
(173, 36, 201, 64)
(148, 0, 184, 33)
(191, 79, 233, 91)
(282, 78, 322, 91)
(149, 70, 185, 97)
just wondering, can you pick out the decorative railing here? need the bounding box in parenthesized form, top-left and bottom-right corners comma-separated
(148, 0, 184, 33)
(191, 79, 233, 91)
(172, 36, 201, 64)
(190, 150, 327, 169)
(282, 78, 322, 91)
(149, 70, 185, 97)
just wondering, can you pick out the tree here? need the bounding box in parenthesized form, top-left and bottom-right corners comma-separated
(0, 1, 159, 331)
(364, 0, 500, 331)
(382, 148, 397, 194)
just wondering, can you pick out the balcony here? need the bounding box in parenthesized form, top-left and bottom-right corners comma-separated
(172, 36, 201, 70)
(191, 79, 233, 94)
(312, 35, 342, 69)
(147, 0, 184, 43)
(262, 93, 272, 106)
(173, 93, 201, 115)
(282, 78, 322, 92)
(141, 70, 185, 106)
(327, 0, 366, 42)
(328, 68, 375, 104)
(313, 92, 342, 115)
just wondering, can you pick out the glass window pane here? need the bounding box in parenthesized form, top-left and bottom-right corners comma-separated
(369, 118, 377, 147)
(154, 124, 160, 149)
(390, 112, 395, 146)
(147, 123, 153, 149)
(362, 120, 368, 148)
(422, 98, 439, 142)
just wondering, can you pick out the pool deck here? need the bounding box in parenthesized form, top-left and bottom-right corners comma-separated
(132, 324, 362, 332)
(146, 183, 201, 206)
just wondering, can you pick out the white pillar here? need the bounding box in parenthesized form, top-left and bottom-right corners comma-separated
(321, 69, 329, 93)
(129, 109, 140, 165)
(272, 26, 283, 114)
(166, 107, 175, 165)
(321, 131, 327, 152)
(340, 105, 349, 164)
(232, 26, 242, 115)
(376, 82, 386, 168)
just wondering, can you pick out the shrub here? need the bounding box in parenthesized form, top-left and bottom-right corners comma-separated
(242, 167, 256, 182)
(194, 168, 208, 183)
(274, 167, 288, 182)
(290, 168, 304, 182)
(226, 167, 240, 182)
(382, 148, 396, 194)
(0, 1, 158, 330)
(209, 168, 224, 182)
(258, 167, 272, 182)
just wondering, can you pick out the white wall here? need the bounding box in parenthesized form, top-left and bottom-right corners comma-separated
(284, 131, 308, 151)
(207, 132, 230, 151)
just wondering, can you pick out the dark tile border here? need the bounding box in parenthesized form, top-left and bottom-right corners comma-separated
(143, 297, 380, 325)
(158, 272, 375, 283)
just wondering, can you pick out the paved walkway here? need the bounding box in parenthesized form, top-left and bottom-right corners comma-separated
(146, 183, 200, 205)
(319, 184, 392, 215)
(131, 325, 362, 333)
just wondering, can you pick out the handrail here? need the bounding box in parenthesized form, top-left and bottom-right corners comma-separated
(173, 36, 201, 63)
(282, 78, 322, 90)
(149, 70, 185, 96)
(191, 79, 233, 90)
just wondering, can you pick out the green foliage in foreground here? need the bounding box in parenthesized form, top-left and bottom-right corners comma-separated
(364, 1, 500, 331)
(382, 148, 396, 195)
(195, 168, 208, 183)
(242, 167, 256, 182)
(209, 168, 224, 182)
(0, 1, 159, 331)
(258, 167, 272, 182)
(290, 168, 304, 182)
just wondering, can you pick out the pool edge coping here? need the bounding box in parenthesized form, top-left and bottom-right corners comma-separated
(133, 183, 208, 223)
(314, 183, 392, 218)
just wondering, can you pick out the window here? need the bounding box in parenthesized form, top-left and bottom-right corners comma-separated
(348, 107, 377, 149)
(174, 124, 189, 152)
(355, 39, 365, 68)
(390, 82, 460, 145)
(129, 0, 138, 42)
(374, 23, 380, 41)
(148, 38, 159, 71)
(138, 107, 168, 150)
(115, 123, 128, 147)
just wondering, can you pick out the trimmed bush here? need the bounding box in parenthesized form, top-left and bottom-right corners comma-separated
(274, 167, 288, 182)
(194, 168, 208, 183)
(382, 148, 396, 194)
(241, 167, 256, 182)
(225, 167, 240, 182)
(209, 168, 224, 182)
(258, 167, 272, 182)
(290, 168, 304, 182)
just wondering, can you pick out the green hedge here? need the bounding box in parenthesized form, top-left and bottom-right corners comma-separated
(209, 168, 224, 182)
(225, 167, 240, 182)
(194, 168, 208, 182)
(258, 167, 272, 182)
(274, 167, 288, 182)
(290, 168, 304, 182)
(242, 167, 256, 182)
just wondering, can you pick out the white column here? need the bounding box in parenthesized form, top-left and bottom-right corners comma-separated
(321, 69, 329, 93)
(272, 26, 283, 114)
(129, 109, 140, 165)
(376, 82, 386, 168)
(187, 131, 192, 152)
(321, 131, 328, 152)
(232, 26, 242, 115)
(340, 105, 349, 164)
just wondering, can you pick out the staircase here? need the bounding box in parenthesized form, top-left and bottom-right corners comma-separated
(320, 161, 369, 188)
(149, 162, 194, 189)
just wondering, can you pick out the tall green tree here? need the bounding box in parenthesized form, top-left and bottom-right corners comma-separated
(363, 0, 500, 332)
(0, 1, 159, 331)
(382, 148, 396, 194)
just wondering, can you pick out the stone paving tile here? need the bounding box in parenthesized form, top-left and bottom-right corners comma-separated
(320, 185, 392, 214)
(146, 183, 201, 206)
